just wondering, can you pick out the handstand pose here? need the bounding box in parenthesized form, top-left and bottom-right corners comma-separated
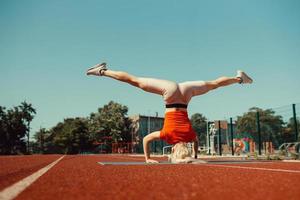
(87, 62, 253, 163)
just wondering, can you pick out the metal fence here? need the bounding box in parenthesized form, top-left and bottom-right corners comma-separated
(206, 103, 299, 157)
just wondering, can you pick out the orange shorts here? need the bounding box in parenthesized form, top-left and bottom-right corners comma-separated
(160, 111, 197, 144)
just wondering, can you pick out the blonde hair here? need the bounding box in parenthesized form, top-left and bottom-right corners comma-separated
(169, 142, 192, 163)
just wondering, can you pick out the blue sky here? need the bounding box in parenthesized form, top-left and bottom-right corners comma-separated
(1, 0, 300, 136)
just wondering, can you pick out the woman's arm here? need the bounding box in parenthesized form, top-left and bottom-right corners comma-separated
(143, 131, 161, 163)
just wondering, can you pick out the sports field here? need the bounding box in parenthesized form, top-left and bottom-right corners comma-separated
(1, 155, 299, 200)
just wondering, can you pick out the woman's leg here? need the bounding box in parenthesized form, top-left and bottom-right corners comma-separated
(102, 70, 142, 88)
(102, 70, 178, 97)
(208, 70, 253, 89)
(205, 76, 241, 90)
(85, 61, 179, 100)
(106, 70, 187, 104)
(179, 76, 241, 103)
(179, 70, 253, 103)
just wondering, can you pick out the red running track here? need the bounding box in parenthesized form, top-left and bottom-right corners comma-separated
(0, 155, 299, 200)
(0, 155, 62, 190)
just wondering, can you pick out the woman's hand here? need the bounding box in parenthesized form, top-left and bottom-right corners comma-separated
(146, 159, 159, 164)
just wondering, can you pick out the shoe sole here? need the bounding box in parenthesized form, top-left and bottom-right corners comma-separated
(86, 63, 107, 75)
(241, 72, 253, 83)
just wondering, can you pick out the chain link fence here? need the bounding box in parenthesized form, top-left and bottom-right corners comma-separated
(205, 103, 299, 158)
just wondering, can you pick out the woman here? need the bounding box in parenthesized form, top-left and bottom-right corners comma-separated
(87, 62, 253, 163)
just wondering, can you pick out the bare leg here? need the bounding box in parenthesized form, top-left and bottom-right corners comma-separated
(88, 64, 252, 104)
(97, 65, 242, 90)
(205, 76, 241, 90)
(102, 70, 179, 100)
(179, 76, 241, 103)
(102, 70, 141, 88)
(103, 71, 240, 104)
(87, 64, 182, 103)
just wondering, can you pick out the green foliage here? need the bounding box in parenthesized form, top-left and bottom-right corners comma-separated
(0, 102, 36, 155)
(190, 113, 207, 145)
(234, 132, 253, 139)
(236, 107, 285, 147)
(50, 118, 91, 154)
(32, 101, 131, 154)
(33, 128, 49, 154)
(283, 118, 299, 142)
(89, 101, 131, 143)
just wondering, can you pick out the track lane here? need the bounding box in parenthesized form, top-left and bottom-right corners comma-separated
(0, 155, 63, 190)
(15, 155, 300, 200)
(212, 162, 300, 171)
(0, 156, 65, 200)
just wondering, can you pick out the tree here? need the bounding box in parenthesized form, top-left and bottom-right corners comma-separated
(190, 113, 207, 145)
(50, 118, 91, 154)
(236, 107, 285, 147)
(89, 101, 131, 143)
(33, 128, 48, 153)
(283, 117, 300, 143)
(19, 101, 36, 152)
(0, 103, 35, 155)
(0, 106, 8, 154)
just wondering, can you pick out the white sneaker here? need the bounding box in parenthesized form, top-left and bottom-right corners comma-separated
(237, 70, 253, 84)
(86, 62, 107, 76)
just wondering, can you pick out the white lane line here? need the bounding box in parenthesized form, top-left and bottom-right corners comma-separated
(0, 155, 65, 200)
(207, 164, 300, 174)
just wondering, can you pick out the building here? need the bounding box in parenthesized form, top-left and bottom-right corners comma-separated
(129, 114, 167, 154)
